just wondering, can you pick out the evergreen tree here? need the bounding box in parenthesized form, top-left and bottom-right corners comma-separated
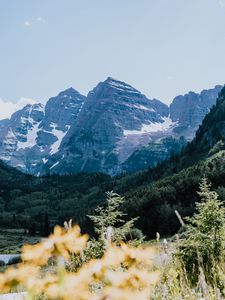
(88, 191, 140, 246)
(177, 178, 225, 284)
(69, 192, 143, 271)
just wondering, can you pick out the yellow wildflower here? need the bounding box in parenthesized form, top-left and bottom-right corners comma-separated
(22, 225, 88, 265)
(0, 264, 39, 293)
(0, 225, 159, 299)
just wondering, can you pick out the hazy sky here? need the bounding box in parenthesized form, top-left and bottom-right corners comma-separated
(0, 0, 225, 109)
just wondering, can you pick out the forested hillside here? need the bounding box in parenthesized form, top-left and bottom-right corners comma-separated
(0, 168, 111, 234)
(1, 87, 225, 238)
(119, 86, 225, 237)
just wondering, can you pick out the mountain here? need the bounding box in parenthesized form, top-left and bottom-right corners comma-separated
(121, 136, 187, 173)
(43, 78, 222, 175)
(1, 87, 225, 237)
(185, 85, 225, 157)
(43, 77, 176, 174)
(120, 85, 223, 173)
(0, 103, 45, 171)
(170, 85, 223, 138)
(0, 88, 85, 174)
(0, 78, 222, 176)
(119, 86, 225, 237)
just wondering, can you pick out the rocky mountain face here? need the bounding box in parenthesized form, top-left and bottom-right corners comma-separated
(0, 78, 223, 176)
(170, 85, 223, 138)
(42, 77, 174, 174)
(0, 88, 85, 174)
(121, 137, 187, 173)
(118, 82, 223, 173)
(185, 86, 225, 156)
(42, 78, 223, 175)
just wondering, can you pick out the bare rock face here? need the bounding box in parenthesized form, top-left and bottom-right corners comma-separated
(121, 137, 187, 173)
(170, 85, 223, 139)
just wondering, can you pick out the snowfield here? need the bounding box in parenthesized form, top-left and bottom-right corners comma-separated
(123, 117, 177, 136)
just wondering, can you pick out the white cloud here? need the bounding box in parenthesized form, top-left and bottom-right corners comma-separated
(18, 97, 36, 107)
(0, 97, 36, 120)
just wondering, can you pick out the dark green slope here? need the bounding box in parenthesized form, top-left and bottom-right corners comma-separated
(0, 160, 34, 189)
(114, 86, 225, 237)
(122, 150, 225, 237)
(0, 159, 110, 233)
(1, 87, 225, 239)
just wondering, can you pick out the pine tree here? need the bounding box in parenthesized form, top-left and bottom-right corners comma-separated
(88, 191, 139, 245)
(69, 192, 143, 271)
(177, 178, 225, 283)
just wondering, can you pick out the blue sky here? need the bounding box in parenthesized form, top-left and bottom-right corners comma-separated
(0, 0, 225, 112)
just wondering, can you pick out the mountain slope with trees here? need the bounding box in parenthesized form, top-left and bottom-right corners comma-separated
(1, 87, 225, 239)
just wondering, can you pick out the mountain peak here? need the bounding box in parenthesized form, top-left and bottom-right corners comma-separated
(58, 87, 82, 98)
(106, 76, 118, 82)
(87, 77, 146, 102)
(103, 77, 140, 93)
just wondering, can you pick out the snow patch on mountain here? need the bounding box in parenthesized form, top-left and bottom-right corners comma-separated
(50, 161, 60, 170)
(42, 158, 48, 164)
(16, 105, 44, 149)
(50, 123, 71, 155)
(122, 102, 155, 111)
(4, 129, 17, 147)
(17, 122, 40, 149)
(133, 104, 155, 111)
(123, 117, 177, 136)
(0, 129, 17, 161)
(107, 77, 140, 94)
